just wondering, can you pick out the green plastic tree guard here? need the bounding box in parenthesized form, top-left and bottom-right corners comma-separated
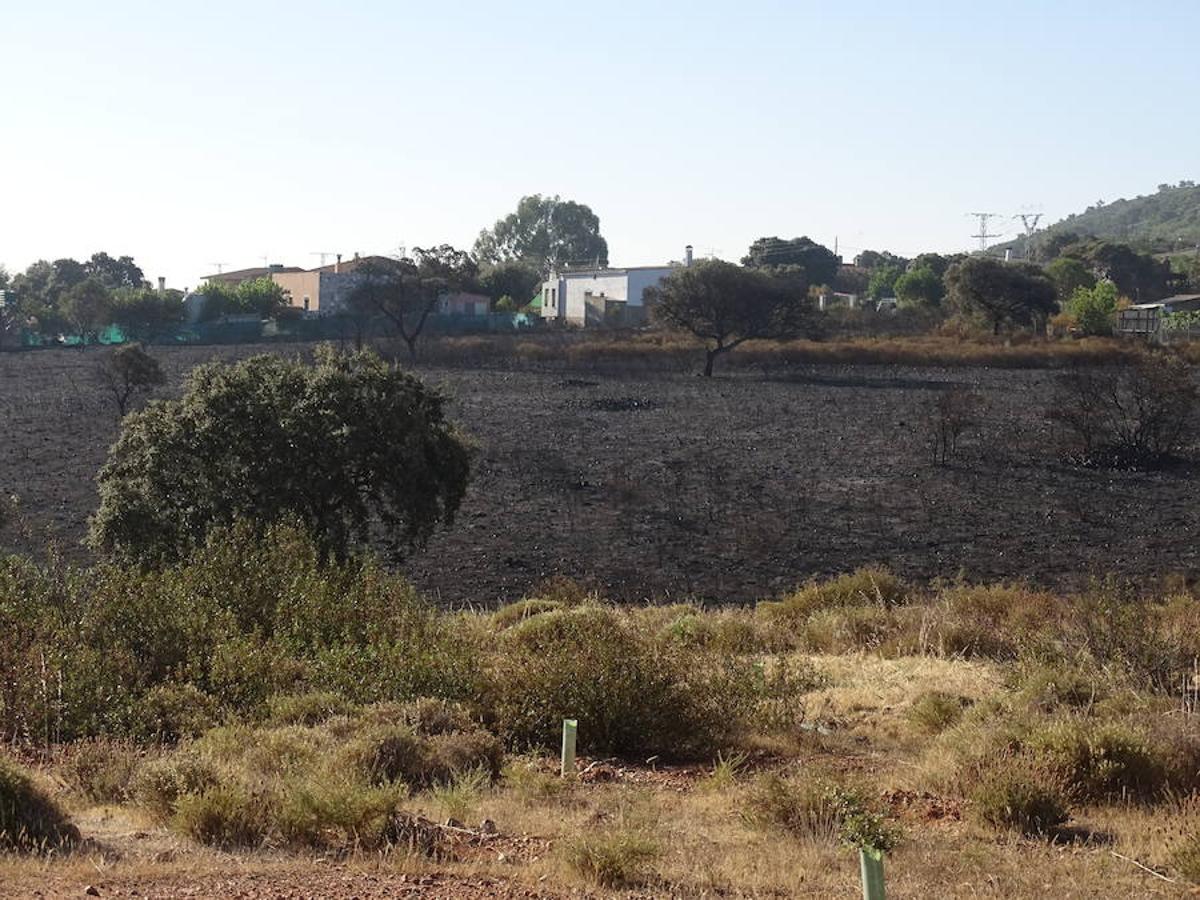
(859, 847, 885, 900)
(561, 718, 578, 778)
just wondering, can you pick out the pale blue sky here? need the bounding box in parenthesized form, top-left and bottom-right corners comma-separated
(2, 1, 1196, 288)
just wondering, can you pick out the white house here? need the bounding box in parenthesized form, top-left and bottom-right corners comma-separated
(540, 246, 693, 326)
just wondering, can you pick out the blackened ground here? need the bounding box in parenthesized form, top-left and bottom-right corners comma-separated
(1, 343, 1196, 605)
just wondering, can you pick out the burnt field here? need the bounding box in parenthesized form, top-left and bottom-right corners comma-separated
(1, 341, 1198, 604)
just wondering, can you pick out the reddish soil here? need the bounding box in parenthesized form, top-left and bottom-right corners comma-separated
(2, 342, 1198, 604)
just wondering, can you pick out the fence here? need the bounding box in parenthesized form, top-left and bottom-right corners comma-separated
(1, 312, 538, 352)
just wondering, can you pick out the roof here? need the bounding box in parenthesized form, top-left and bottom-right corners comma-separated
(310, 255, 398, 274)
(202, 266, 304, 283)
(1128, 295, 1200, 310)
(556, 264, 677, 279)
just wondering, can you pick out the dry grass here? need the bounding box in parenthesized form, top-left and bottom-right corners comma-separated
(420, 331, 1145, 373)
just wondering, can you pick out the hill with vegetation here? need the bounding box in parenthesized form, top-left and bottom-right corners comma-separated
(1022, 181, 1200, 254)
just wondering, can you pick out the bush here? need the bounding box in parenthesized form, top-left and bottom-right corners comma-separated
(274, 776, 405, 849)
(347, 724, 503, 788)
(132, 682, 221, 741)
(393, 698, 476, 736)
(907, 691, 970, 735)
(970, 760, 1069, 836)
(267, 691, 354, 727)
(490, 598, 563, 630)
(1171, 833, 1200, 884)
(741, 774, 842, 843)
(564, 830, 661, 888)
(131, 752, 221, 821)
(0, 755, 77, 851)
(760, 567, 908, 625)
(173, 783, 268, 849)
(58, 738, 142, 804)
(488, 604, 764, 758)
(90, 348, 473, 565)
(1029, 720, 1165, 802)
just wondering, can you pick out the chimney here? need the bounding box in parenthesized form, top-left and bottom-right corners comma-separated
(685, 245, 694, 268)
(335, 253, 342, 274)
(157, 276, 165, 295)
(354, 252, 360, 261)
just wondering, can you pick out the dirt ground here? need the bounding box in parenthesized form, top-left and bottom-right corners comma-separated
(2, 342, 1198, 604)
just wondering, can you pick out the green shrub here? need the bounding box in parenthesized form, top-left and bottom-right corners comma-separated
(489, 604, 763, 758)
(173, 783, 267, 849)
(394, 698, 476, 736)
(564, 830, 661, 888)
(1030, 720, 1164, 802)
(0, 755, 77, 851)
(429, 766, 490, 821)
(907, 691, 970, 735)
(274, 775, 405, 849)
(131, 752, 221, 821)
(58, 738, 143, 804)
(348, 723, 503, 787)
(800, 605, 899, 653)
(491, 598, 563, 630)
(759, 567, 909, 624)
(132, 682, 222, 741)
(1171, 833, 1200, 884)
(970, 760, 1069, 836)
(741, 773, 841, 843)
(266, 691, 354, 727)
(1012, 661, 1105, 712)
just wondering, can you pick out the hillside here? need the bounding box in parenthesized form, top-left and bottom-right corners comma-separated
(1017, 181, 1200, 253)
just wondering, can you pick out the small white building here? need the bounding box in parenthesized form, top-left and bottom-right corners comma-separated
(540, 247, 692, 326)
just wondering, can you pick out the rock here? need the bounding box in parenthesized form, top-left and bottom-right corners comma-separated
(444, 817, 465, 829)
(84, 887, 100, 897)
(479, 818, 498, 834)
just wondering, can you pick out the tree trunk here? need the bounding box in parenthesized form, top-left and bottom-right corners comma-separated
(703, 348, 717, 377)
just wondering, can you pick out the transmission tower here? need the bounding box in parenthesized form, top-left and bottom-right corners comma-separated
(310, 251, 336, 267)
(967, 213, 1004, 252)
(1014, 214, 1043, 259)
(208, 262, 227, 275)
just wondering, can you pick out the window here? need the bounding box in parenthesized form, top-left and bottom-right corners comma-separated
(303, 296, 311, 311)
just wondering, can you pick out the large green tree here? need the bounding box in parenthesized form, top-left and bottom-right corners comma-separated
(474, 194, 608, 274)
(741, 236, 839, 286)
(647, 260, 816, 376)
(867, 264, 905, 301)
(89, 347, 472, 563)
(61, 278, 113, 344)
(945, 257, 1057, 334)
(110, 287, 185, 342)
(1045, 257, 1096, 302)
(893, 266, 945, 308)
(479, 259, 543, 307)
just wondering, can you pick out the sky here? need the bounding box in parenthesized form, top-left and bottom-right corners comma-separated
(2, 0, 1198, 289)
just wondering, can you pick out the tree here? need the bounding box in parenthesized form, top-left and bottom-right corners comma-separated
(1066, 280, 1119, 336)
(61, 278, 113, 344)
(867, 264, 904, 301)
(95, 343, 166, 417)
(647, 260, 816, 376)
(944, 257, 1057, 335)
(346, 246, 475, 359)
(474, 194, 608, 274)
(84, 252, 145, 290)
(110, 288, 185, 342)
(198, 277, 289, 321)
(89, 347, 472, 564)
(1046, 257, 1096, 302)
(894, 266, 945, 308)
(854, 249, 909, 271)
(479, 259, 542, 307)
(741, 237, 839, 286)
